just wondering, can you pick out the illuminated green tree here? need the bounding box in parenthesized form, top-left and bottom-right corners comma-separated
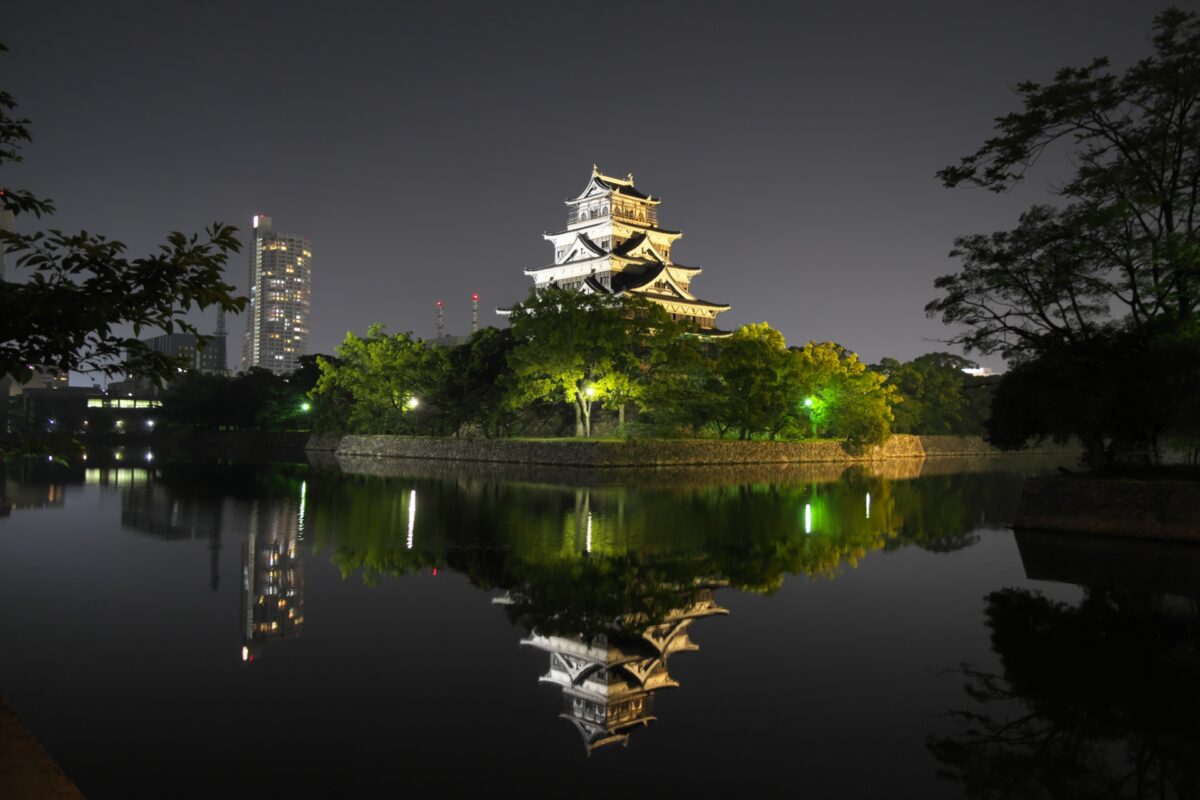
(505, 288, 682, 437)
(790, 342, 899, 449)
(311, 324, 445, 434)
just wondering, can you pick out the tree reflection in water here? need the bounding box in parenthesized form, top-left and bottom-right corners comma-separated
(931, 533, 1200, 799)
(302, 462, 1040, 751)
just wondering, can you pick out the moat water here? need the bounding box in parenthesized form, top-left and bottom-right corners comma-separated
(1, 453, 1197, 798)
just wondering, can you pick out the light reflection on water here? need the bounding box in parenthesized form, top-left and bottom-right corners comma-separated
(1, 454, 1196, 797)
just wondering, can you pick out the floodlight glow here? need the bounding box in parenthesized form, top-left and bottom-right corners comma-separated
(299, 402, 311, 412)
(804, 397, 814, 408)
(298, 480, 307, 539)
(406, 489, 417, 549)
(584, 385, 596, 397)
(406, 397, 419, 409)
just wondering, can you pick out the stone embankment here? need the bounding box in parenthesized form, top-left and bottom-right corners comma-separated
(1016, 474, 1200, 541)
(313, 434, 1070, 467)
(0, 698, 83, 800)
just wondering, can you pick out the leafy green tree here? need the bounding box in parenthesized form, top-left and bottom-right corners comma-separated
(0, 64, 244, 388)
(985, 326, 1200, 464)
(429, 327, 521, 437)
(505, 288, 682, 437)
(712, 323, 799, 439)
(647, 336, 727, 437)
(311, 324, 445, 434)
(160, 366, 315, 431)
(876, 352, 988, 435)
(930, 9, 1200, 354)
(926, 9, 1200, 463)
(791, 342, 898, 449)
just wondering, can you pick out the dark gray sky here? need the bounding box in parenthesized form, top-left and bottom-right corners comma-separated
(8, 1, 1193, 372)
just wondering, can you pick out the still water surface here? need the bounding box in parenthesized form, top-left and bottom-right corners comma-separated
(1, 455, 1196, 798)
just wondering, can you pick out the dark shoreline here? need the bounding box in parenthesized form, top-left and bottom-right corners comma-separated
(0, 698, 83, 800)
(1016, 473, 1200, 541)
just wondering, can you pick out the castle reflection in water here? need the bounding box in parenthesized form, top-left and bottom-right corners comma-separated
(510, 588, 727, 752)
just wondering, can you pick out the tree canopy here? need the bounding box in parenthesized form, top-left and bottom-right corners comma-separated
(505, 288, 683, 437)
(926, 8, 1200, 464)
(929, 9, 1200, 360)
(311, 324, 444, 435)
(0, 59, 244, 388)
(876, 353, 992, 436)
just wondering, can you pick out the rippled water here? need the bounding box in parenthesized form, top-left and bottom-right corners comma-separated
(1, 454, 1196, 798)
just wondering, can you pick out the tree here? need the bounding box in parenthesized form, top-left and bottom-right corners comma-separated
(926, 9, 1200, 463)
(791, 341, 898, 449)
(876, 352, 989, 435)
(505, 288, 682, 437)
(311, 325, 445, 434)
(0, 62, 244, 388)
(159, 366, 316, 431)
(930, 587, 1200, 798)
(428, 327, 521, 437)
(711, 323, 799, 439)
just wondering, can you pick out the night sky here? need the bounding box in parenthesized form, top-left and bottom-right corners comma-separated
(7, 1, 1192, 373)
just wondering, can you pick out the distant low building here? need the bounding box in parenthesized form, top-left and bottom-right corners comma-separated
(141, 331, 228, 375)
(18, 387, 162, 435)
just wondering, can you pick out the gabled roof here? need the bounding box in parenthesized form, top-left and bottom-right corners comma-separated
(578, 232, 607, 256)
(610, 232, 648, 257)
(611, 262, 665, 293)
(570, 165, 659, 204)
(581, 275, 610, 294)
(611, 233, 671, 264)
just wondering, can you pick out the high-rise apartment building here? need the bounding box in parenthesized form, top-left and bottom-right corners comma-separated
(241, 214, 312, 375)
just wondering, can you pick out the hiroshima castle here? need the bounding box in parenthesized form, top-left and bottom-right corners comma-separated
(519, 166, 730, 332)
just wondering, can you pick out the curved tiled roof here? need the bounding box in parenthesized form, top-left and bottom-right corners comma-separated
(593, 174, 651, 201)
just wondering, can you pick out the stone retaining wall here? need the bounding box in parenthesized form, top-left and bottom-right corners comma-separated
(1016, 475, 1200, 540)
(321, 434, 1073, 467)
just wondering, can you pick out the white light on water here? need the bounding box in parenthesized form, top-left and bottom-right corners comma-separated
(298, 481, 307, 539)
(866, 492, 871, 520)
(586, 512, 593, 553)
(804, 504, 812, 535)
(406, 489, 416, 550)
